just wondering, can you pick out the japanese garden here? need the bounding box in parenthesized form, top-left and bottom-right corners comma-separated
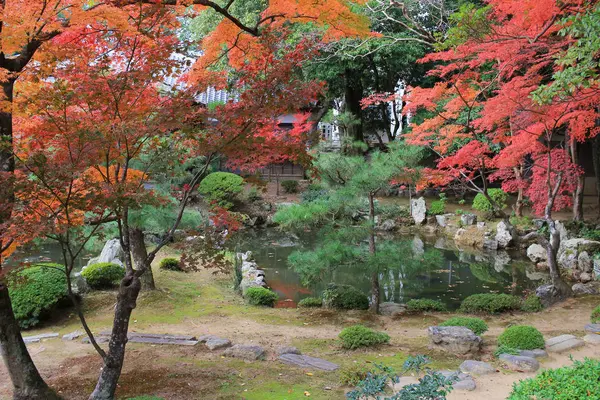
(1, 1, 600, 399)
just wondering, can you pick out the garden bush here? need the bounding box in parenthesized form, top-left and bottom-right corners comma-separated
(81, 262, 125, 289)
(497, 325, 545, 350)
(521, 295, 543, 313)
(339, 363, 374, 386)
(508, 358, 600, 400)
(472, 189, 508, 214)
(591, 305, 600, 323)
(198, 172, 244, 209)
(159, 257, 181, 271)
(322, 284, 369, 310)
(281, 179, 299, 193)
(298, 297, 322, 308)
(339, 325, 390, 350)
(406, 298, 447, 313)
(459, 293, 522, 314)
(428, 193, 447, 216)
(245, 287, 278, 307)
(9, 264, 69, 329)
(439, 317, 488, 335)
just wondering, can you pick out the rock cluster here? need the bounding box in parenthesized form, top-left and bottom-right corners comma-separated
(237, 251, 267, 295)
(427, 326, 482, 356)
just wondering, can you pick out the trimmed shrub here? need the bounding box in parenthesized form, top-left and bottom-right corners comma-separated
(508, 358, 600, 400)
(339, 325, 390, 350)
(439, 316, 488, 335)
(159, 257, 181, 271)
(245, 287, 278, 307)
(298, 297, 322, 308)
(459, 293, 522, 314)
(339, 363, 374, 386)
(9, 264, 69, 329)
(198, 172, 244, 209)
(81, 262, 125, 289)
(322, 284, 369, 310)
(472, 189, 508, 214)
(592, 305, 600, 323)
(406, 298, 446, 313)
(281, 180, 299, 194)
(521, 295, 543, 313)
(498, 325, 545, 350)
(428, 193, 447, 216)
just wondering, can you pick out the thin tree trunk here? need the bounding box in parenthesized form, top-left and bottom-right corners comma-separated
(344, 68, 364, 143)
(570, 140, 584, 221)
(129, 228, 155, 291)
(513, 166, 524, 217)
(368, 192, 379, 314)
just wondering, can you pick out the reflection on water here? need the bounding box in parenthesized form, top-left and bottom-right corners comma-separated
(5, 241, 93, 271)
(230, 228, 544, 309)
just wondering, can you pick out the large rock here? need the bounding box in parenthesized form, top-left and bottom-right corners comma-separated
(583, 334, 600, 345)
(379, 219, 397, 231)
(572, 282, 600, 296)
(427, 326, 482, 356)
(495, 221, 514, 248)
(459, 360, 496, 376)
(379, 302, 407, 317)
(223, 344, 266, 361)
(535, 284, 572, 307)
(411, 197, 427, 225)
(527, 244, 547, 263)
(558, 239, 600, 279)
(205, 337, 232, 350)
(579, 251, 593, 273)
(435, 215, 448, 228)
(279, 354, 339, 371)
(499, 354, 540, 372)
(461, 214, 477, 226)
(85, 238, 124, 268)
(545, 334, 585, 353)
(437, 371, 476, 391)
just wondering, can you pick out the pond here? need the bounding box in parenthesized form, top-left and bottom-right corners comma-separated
(229, 228, 546, 309)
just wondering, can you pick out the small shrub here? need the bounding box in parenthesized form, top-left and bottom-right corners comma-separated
(459, 293, 522, 314)
(81, 262, 125, 289)
(497, 325, 545, 350)
(521, 295, 543, 313)
(159, 257, 181, 271)
(472, 189, 508, 214)
(428, 193, 447, 216)
(440, 317, 488, 335)
(298, 297, 322, 308)
(406, 298, 446, 313)
(508, 358, 600, 400)
(592, 305, 600, 323)
(339, 363, 374, 386)
(281, 179, 299, 193)
(339, 325, 390, 350)
(9, 264, 69, 329)
(198, 172, 244, 209)
(322, 284, 369, 310)
(245, 287, 278, 307)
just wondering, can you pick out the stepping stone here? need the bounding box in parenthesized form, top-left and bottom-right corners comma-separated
(499, 354, 540, 372)
(519, 349, 548, 359)
(82, 336, 109, 344)
(128, 336, 198, 346)
(583, 334, 600, 345)
(279, 354, 339, 371)
(545, 334, 585, 353)
(585, 324, 600, 334)
(277, 346, 301, 356)
(62, 331, 84, 341)
(23, 333, 59, 343)
(223, 344, 266, 361)
(205, 337, 231, 350)
(438, 370, 476, 391)
(198, 334, 218, 343)
(459, 360, 496, 376)
(102, 331, 196, 341)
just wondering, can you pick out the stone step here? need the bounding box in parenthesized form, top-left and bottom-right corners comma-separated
(23, 333, 59, 343)
(99, 331, 196, 341)
(545, 334, 585, 353)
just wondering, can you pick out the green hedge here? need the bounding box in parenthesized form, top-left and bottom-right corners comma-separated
(9, 264, 69, 329)
(198, 172, 244, 209)
(159, 257, 181, 271)
(508, 358, 600, 400)
(592, 305, 600, 323)
(81, 262, 125, 289)
(245, 287, 278, 307)
(339, 325, 390, 350)
(472, 189, 508, 214)
(439, 317, 488, 335)
(323, 284, 369, 310)
(459, 293, 522, 314)
(406, 299, 446, 312)
(498, 325, 545, 351)
(521, 295, 543, 313)
(298, 297, 322, 308)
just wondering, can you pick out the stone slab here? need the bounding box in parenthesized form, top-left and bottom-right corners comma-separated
(62, 331, 84, 341)
(128, 337, 198, 346)
(205, 338, 231, 350)
(23, 333, 59, 343)
(459, 360, 496, 376)
(100, 331, 196, 341)
(223, 344, 266, 361)
(499, 354, 540, 372)
(519, 349, 548, 359)
(279, 354, 339, 371)
(585, 324, 600, 334)
(545, 334, 585, 353)
(583, 334, 600, 345)
(82, 336, 109, 344)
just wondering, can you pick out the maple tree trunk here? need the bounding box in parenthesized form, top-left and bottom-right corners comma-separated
(129, 228, 155, 291)
(513, 167, 524, 217)
(368, 193, 379, 314)
(570, 140, 584, 221)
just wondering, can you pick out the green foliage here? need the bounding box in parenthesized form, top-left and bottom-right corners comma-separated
(339, 363, 374, 386)
(280, 179, 299, 193)
(494, 344, 520, 358)
(300, 183, 329, 203)
(459, 293, 522, 314)
(521, 295, 543, 313)
(498, 325, 545, 351)
(322, 284, 369, 310)
(403, 355, 431, 375)
(272, 200, 333, 230)
(244, 186, 262, 202)
(406, 298, 447, 313)
(438, 4, 493, 50)
(159, 258, 181, 271)
(508, 358, 600, 400)
(509, 215, 533, 230)
(297, 297, 322, 308)
(81, 262, 125, 289)
(339, 325, 390, 350)
(8, 264, 68, 329)
(245, 287, 278, 307)
(428, 193, 447, 216)
(440, 317, 488, 335)
(472, 189, 508, 214)
(198, 172, 244, 209)
(580, 226, 600, 241)
(376, 203, 410, 219)
(592, 305, 600, 323)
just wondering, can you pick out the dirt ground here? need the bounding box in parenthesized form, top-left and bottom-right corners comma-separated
(1, 254, 599, 400)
